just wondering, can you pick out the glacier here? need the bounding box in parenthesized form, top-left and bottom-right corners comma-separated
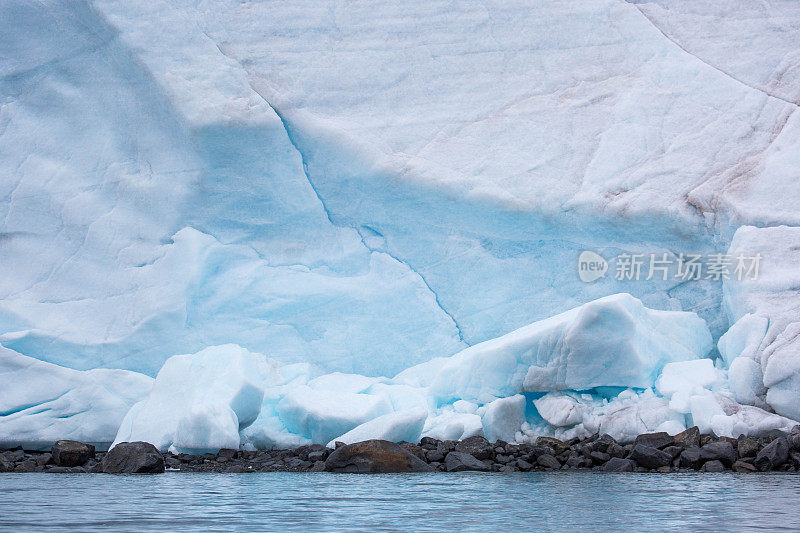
(1, 0, 800, 450)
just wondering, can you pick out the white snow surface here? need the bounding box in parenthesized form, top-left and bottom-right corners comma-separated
(2, 0, 800, 448)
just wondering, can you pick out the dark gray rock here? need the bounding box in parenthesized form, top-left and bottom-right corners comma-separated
(398, 442, 426, 461)
(425, 449, 445, 462)
(755, 436, 789, 471)
(788, 425, 800, 451)
(454, 436, 493, 460)
(606, 442, 627, 459)
(629, 444, 672, 469)
(593, 434, 617, 453)
(51, 440, 94, 467)
(566, 455, 592, 468)
(662, 446, 683, 460)
(516, 458, 533, 471)
(0, 457, 14, 472)
(589, 451, 610, 465)
(14, 460, 37, 473)
(737, 436, 760, 458)
(700, 441, 737, 467)
(35, 453, 52, 467)
(701, 460, 725, 472)
(535, 437, 569, 455)
(102, 442, 165, 474)
(419, 437, 438, 449)
(307, 450, 327, 462)
(673, 426, 700, 448)
(218, 448, 238, 460)
(634, 432, 674, 450)
(445, 451, 491, 472)
(324, 440, 433, 473)
(679, 447, 702, 469)
(536, 453, 561, 469)
(732, 460, 757, 473)
(603, 457, 635, 472)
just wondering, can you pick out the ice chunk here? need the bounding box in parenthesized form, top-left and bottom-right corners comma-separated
(326, 408, 427, 447)
(724, 226, 800, 421)
(533, 393, 583, 428)
(763, 322, 800, 421)
(112, 344, 275, 452)
(717, 313, 768, 367)
(688, 390, 797, 438)
(422, 410, 484, 442)
(276, 386, 392, 444)
(428, 294, 712, 404)
(597, 392, 686, 444)
(0, 345, 152, 450)
(480, 395, 526, 443)
(173, 403, 240, 454)
(655, 358, 720, 413)
(728, 357, 766, 406)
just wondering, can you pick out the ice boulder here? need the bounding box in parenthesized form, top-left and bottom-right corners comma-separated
(728, 357, 767, 406)
(0, 345, 153, 450)
(428, 293, 713, 404)
(326, 408, 428, 447)
(723, 226, 800, 420)
(479, 395, 526, 443)
(276, 386, 392, 444)
(597, 391, 686, 443)
(717, 313, 768, 367)
(112, 344, 277, 453)
(533, 392, 584, 428)
(655, 359, 721, 413)
(688, 390, 797, 438)
(421, 410, 484, 442)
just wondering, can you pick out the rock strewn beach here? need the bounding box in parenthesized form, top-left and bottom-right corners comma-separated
(3, 425, 800, 475)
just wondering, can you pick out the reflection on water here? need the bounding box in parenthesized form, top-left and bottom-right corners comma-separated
(1, 472, 798, 532)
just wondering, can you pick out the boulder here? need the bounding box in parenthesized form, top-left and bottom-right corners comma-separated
(699, 441, 737, 467)
(732, 460, 758, 473)
(102, 442, 165, 474)
(603, 457, 635, 472)
(454, 436, 493, 460)
(535, 437, 569, 455)
(754, 436, 789, 471)
(0, 457, 15, 472)
(701, 460, 725, 472)
(536, 453, 561, 469)
(737, 436, 760, 458)
(679, 447, 702, 469)
(673, 426, 700, 448)
(634, 432, 674, 450)
(445, 451, 491, 472)
(324, 440, 433, 473)
(51, 440, 95, 467)
(629, 444, 672, 469)
(789, 425, 800, 451)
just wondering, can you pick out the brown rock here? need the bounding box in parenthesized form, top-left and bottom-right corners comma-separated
(324, 440, 433, 473)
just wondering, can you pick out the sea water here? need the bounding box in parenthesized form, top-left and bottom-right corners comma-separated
(1, 472, 798, 532)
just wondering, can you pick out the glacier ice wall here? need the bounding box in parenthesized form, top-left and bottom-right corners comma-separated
(1, 0, 799, 437)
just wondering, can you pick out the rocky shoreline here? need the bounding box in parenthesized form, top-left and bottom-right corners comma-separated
(3, 425, 800, 474)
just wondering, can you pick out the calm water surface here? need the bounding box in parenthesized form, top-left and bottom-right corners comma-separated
(1, 472, 798, 532)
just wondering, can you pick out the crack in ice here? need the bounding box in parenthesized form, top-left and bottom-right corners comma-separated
(628, 1, 799, 108)
(257, 94, 470, 346)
